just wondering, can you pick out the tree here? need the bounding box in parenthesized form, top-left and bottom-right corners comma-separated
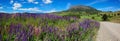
(102, 14, 108, 21)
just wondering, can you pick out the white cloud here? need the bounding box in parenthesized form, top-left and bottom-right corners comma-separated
(45, 9, 56, 13)
(27, 0, 39, 4)
(98, 7, 113, 10)
(28, 0, 34, 3)
(10, 0, 14, 4)
(88, 0, 107, 5)
(88, 1, 99, 5)
(18, 7, 56, 13)
(98, 7, 120, 11)
(0, 11, 6, 12)
(11, 11, 19, 13)
(42, 0, 52, 4)
(0, 7, 3, 9)
(18, 7, 42, 12)
(13, 3, 22, 10)
(34, 2, 39, 4)
(66, 3, 71, 9)
(22, 2, 27, 3)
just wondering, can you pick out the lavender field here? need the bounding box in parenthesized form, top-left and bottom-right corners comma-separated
(0, 13, 100, 41)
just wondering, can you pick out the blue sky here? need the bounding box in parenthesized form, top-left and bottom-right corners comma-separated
(0, 0, 120, 13)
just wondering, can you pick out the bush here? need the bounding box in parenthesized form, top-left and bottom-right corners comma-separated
(102, 14, 108, 21)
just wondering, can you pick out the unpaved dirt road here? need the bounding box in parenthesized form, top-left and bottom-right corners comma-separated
(96, 22, 120, 41)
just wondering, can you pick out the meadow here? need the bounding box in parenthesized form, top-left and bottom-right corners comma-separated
(0, 13, 100, 41)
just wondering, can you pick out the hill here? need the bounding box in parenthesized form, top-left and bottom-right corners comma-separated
(68, 5, 101, 14)
(54, 5, 101, 18)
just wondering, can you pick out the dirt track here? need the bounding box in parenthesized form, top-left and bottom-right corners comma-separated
(96, 22, 120, 41)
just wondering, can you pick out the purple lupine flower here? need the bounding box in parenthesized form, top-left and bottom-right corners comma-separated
(9, 23, 16, 34)
(67, 23, 79, 33)
(33, 27, 41, 36)
(22, 33, 28, 41)
(8, 23, 34, 41)
(79, 19, 91, 30)
(79, 19, 100, 32)
(39, 14, 65, 21)
(16, 30, 27, 41)
(41, 25, 58, 33)
(49, 27, 58, 33)
(66, 23, 79, 38)
(94, 21, 100, 28)
(9, 23, 22, 35)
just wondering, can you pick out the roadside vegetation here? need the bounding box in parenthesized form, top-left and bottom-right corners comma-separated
(0, 13, 100, 41)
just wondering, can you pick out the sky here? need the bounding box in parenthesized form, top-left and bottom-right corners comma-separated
(0, 0, 120, 13)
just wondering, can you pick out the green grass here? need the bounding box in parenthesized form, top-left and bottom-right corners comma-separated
(80, 14, 102, 21)
(109, 16, 120, 23)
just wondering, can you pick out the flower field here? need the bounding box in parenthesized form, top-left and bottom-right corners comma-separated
(0, 13, 100, 41)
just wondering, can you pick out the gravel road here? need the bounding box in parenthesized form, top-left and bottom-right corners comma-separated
(96, 22, 120, 41)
